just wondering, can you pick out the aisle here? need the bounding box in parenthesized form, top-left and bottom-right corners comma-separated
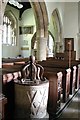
(57, 89, 80, 119)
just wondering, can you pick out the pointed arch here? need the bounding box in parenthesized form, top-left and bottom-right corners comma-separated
(51, 8, 63, 53)
(30, 1, 48, 38)
(52, 8, 62, 42)
(4, 10, 17, 28)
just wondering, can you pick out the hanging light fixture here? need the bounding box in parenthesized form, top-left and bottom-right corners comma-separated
(8, 0, 23, 9)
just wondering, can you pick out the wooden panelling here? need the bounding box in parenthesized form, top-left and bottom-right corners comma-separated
(64, 38, 74, 51)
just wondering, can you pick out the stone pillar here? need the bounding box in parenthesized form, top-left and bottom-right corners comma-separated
(77, 33, 80, 59)
(37, 37, 47, 61)
(0, 0, 2, 25)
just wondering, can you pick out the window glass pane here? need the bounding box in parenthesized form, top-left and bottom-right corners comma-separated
(8, 24, 11, 44)
(3, 24, 7, 44)
(2, 15, 17, 46)
(5, 17, 7, 23)
(4, 16, 6, 23)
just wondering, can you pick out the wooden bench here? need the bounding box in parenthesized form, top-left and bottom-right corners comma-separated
(2, 57, 29, 63)
(78, 64, 80, 85)
(39, 61, 71, 102)
(43, 66, 71, 102)
(2, 66, 23, 119)
(0, 93, 7, 120)
(70, 60, 80, 90)
(2, 62, 14, 68)
(47, 57, 80, 90)
(39, 60, 78, 94)
(43, 71, 62, 115)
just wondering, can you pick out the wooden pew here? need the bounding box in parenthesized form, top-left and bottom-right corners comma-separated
(2, 62, 14, 68)
(43, 67, 71, 102)
(43, 71, 62, 115)
(2, 66, 23, 119)
(78, 64, 80, 85)
(70, 66, 77, 94)
(0, 93, 7, 120)
(2, 57, 29, 69)
(14, 61, 26, 65)
(39, 60, 78, 94)
(39, 61, 71, 102)
(2, 57, 29, 63)
(70, 60, 80, 90)
(51, 59, 80, 89)
(2, 65, 23, 84)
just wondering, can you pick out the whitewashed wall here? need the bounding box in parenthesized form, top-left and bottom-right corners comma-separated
(63, 2, 78, 59)
(19, 8, 36, 57)
(45, 2, 65, 35)
(45, 1, 79, 59)
(45, 2, 65, 53)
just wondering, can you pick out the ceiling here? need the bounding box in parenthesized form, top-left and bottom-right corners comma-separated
(7, 1, 31, 18)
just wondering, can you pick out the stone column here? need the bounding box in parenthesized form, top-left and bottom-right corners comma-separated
(37, 37, 47, 61)
(0, 0, 2, 24)
(77, 33, 80, 59)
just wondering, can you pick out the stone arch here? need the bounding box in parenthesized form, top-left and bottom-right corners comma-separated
(30, 1, 48, 60)
(51, 8, 63, 53)
(30, 1, 48, 38)
(52, 8, 62, 37)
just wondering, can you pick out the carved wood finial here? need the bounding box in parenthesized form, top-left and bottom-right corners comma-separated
(22, 55, 44, 82)
(68, 40, 71, 67)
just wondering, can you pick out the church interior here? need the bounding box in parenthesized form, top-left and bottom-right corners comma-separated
(0, 0, 80, 119)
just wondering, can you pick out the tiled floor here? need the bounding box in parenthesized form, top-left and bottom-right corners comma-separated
(38, 89, 80, 120)
(57, 89, 80, 119)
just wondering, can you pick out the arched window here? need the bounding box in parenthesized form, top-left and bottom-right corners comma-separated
(2, 12, 17, 46)
(47, 31, 55, 57)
